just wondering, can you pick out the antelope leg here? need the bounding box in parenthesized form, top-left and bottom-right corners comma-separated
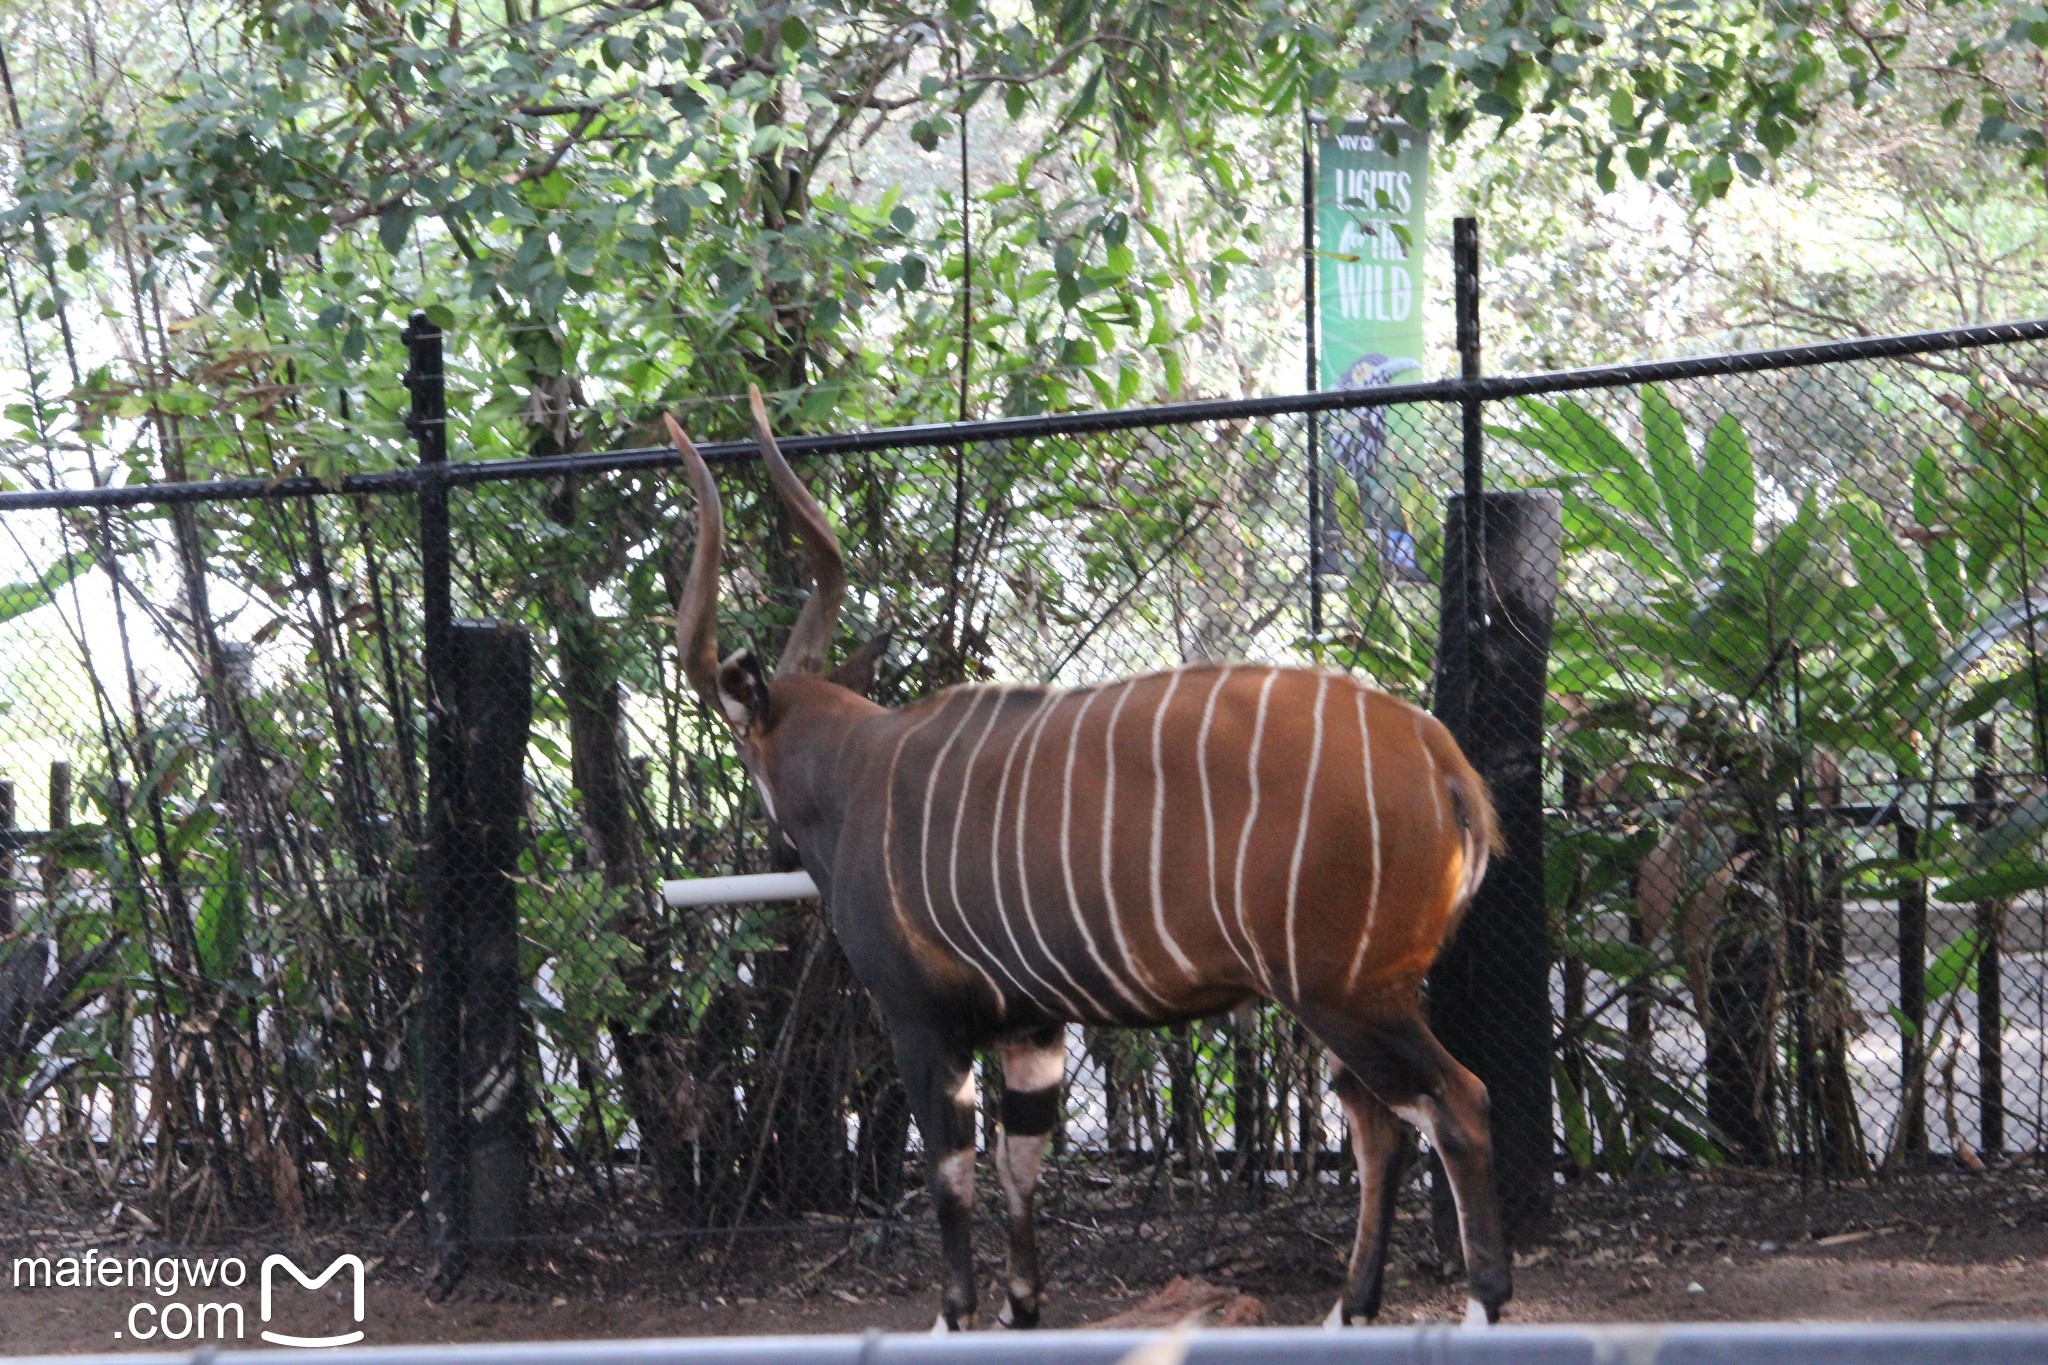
(994, 1026, 1065, 1328)
(1305, 1009, 1512, 1326)
(895, 1026, 981, 1332)
(1328, 1062, 1414, 1327)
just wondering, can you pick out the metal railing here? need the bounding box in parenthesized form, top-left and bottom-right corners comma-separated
(14, 1323, 2048, 1365)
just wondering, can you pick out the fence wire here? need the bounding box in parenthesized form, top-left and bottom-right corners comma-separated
(2, 321, 2046, 1277)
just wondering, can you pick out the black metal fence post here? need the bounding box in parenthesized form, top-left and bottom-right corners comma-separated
(0, 780, 14, 936)
(1454, 218, 1485, 650)
(1304, 111, 1325, 649)
(1897, 819, 1929, 1162)
(406, 311, 466, 1285)
(1973, 721, 2004, 1156)
(1428, 218, 1559, 1250)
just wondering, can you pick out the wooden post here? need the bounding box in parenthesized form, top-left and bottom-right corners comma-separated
(1430, 488, 1562, 1247)
(44, 761, 70, 904)
(450, 620, 534, 1247)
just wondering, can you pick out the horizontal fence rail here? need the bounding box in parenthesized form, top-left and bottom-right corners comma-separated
(15, 1324, 2048, 1365)
(3, 315, 2045, 511)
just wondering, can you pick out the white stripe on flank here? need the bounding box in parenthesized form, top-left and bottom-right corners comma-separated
(1017, 690, 1114, 1019)
(911, 689, 1007, 1008)
(1346, 688, 1386, 991)
(947, 687, 1043, 1011)
(885, 696, 964, 949)
(1232, 669, 1282, 990)
(990, 691, 1090, 1018)
(1413, 711, 1446, 834)
(1060, 684, 1158, 1014)
(1149, 670, 1199, 978)
(1284, 672, 1331, 1001)
(1054, 687, 1100, 958)
(1101, 678, 1171, 1007)
(1197, 666, 1257, 981)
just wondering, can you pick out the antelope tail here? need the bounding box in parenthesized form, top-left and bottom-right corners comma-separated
(1443, 772, 1502, 940)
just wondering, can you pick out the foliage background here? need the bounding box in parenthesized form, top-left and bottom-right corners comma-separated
(5, 0, 2048, 1246)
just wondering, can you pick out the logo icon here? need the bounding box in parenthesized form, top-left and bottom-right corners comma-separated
(258, 1254, 365, 1348)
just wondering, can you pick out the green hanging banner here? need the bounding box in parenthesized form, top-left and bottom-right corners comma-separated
(1313, 117, 1430, 580)
(1316, 117, 1429, 390)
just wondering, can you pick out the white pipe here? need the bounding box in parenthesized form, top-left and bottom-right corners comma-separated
(660, 870, 819, 908)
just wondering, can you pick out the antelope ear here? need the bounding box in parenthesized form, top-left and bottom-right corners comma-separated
(826, 632, 891, 697)
(715, 649, 773, 732)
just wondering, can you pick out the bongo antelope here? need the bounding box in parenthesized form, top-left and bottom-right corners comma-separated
(663, 392, 1511, 1331)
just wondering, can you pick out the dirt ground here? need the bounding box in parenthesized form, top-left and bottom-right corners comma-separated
(5, 1165, 2046, 1355)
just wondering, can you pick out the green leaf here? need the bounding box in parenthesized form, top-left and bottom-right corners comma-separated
(1475, 91, 1521, 121)
(1640, 386, 1698, 574)
(1572, 938, 1659, 981)
(1561, 492, 1679, 580)
(1937, 861, 2048, 904)
(1562, 401, 1662, 524)
(1557, 1068, 1595, 1170)
(0, 553, 91, 625)
(1696, 413, 1756, 557)
(1841, 497, 1940, 673)
(1971, 784, 2048, 871)
(1924, 928, 1983, 1002)
(1759, 486, 1822, 597)
(1594, 148, 1617, 193)
(1951, 669, 2033, 727)
(1912, 596, 2048, 719)
(377, 202, 414, 255)
(1914, 451, 1968, 636)
(1508, 398, 1664, 535)
(196, 881, 247, 980)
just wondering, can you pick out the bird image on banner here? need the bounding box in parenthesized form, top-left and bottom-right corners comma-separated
(1325, 353, 1427, 582)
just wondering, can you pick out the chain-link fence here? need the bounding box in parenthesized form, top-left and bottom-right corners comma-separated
(4, 309, 2048, 1284)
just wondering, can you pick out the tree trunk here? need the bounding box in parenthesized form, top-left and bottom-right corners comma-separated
(1704, 878, 1780, 1166)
